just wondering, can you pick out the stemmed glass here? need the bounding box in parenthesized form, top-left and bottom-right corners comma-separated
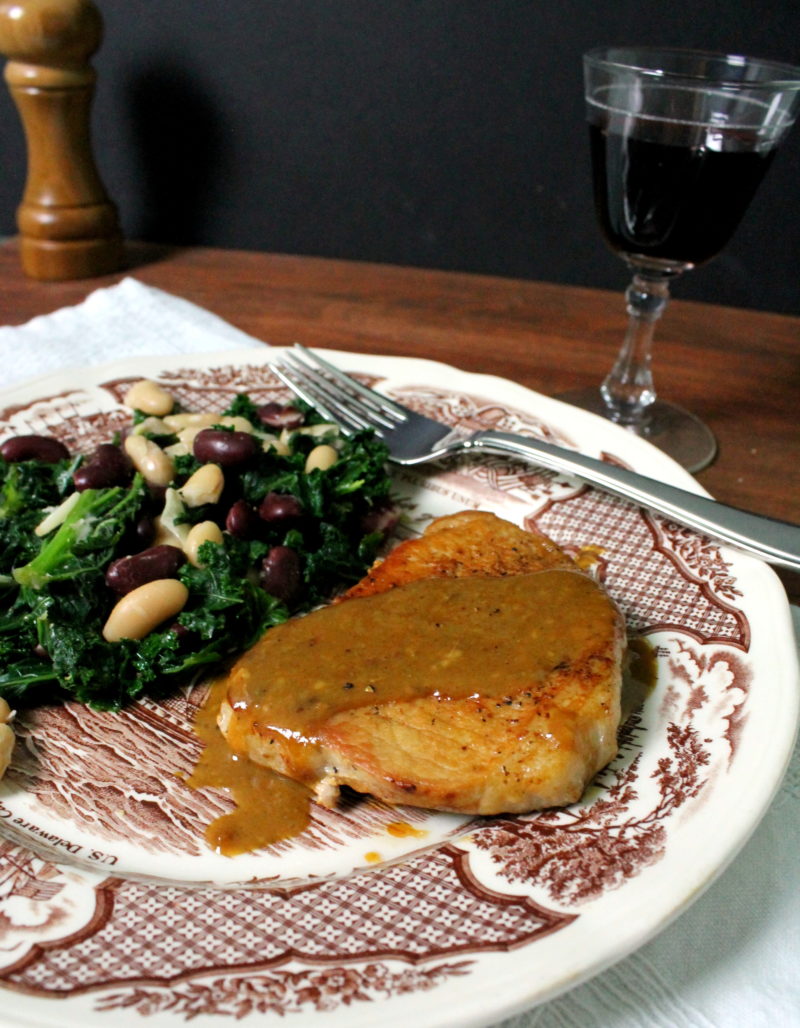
(566, 47, 800, 471)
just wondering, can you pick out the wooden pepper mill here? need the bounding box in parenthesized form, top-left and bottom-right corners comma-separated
(0, 0, 122, 280)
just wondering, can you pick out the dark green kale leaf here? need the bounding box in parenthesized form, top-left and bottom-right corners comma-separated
(0, 597, 61, 703)
(13, 476, 149, 590)
(0, 394, 394, 712)
(300, 522, 383, 604)
(223, 393, 262, 423)
(178, 535, 284, 649)
(172, 452, 202, 482)
(0, 457, 77, 575)
(0, 472, 150, 707)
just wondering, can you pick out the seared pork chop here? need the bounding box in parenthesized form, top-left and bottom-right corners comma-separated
(218, 511, 625, 816)
(341, 509, 575, 598)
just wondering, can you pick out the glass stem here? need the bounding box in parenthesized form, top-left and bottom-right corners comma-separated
(600, 270, 672, 427)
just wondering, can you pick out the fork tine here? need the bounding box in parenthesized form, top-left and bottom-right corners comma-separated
(270, 363, 366, 434)
(292, 344, 409, 424)
(274, 344, 461, 466)
(277, 354, 397, 434)
(280, 352, 396, 431)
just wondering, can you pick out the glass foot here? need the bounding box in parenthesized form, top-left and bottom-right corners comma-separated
(557, 387, 717, 474)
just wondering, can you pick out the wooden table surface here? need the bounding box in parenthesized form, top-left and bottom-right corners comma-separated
(2, 238, 799, 602)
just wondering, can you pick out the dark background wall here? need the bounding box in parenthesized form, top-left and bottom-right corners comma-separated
(2, 1, 799, 313)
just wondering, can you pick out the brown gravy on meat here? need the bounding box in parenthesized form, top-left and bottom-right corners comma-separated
(228, 570, 618, 721)
(189, 569, 627, 855)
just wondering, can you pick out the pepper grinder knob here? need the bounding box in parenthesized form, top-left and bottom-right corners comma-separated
(0, 0, 123, 280)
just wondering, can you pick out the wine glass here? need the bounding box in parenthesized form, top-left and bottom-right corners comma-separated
(565, 47, 800, 472)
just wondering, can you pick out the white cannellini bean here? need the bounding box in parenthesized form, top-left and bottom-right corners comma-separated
(123, 379, 175, 417)
(297, 423, 339, 439)
(176, 425, 207, 450)
(184, 520, 224, 567)
(263, 434, 291, 456)
(276, 423, 337, 448)
(179, 463, 225, 507)
(153, 519, 188, 549)
(102, 579, 189, 642)
(304, 444, 338, 473)
(217, 415, 255, 433)
(0, 723, 14, 778)
(124, 435, 175, 488)
(154, 488, 190, 546)
(130, 415, 171, 437)
(163, 412, 219, 432)
(163, 440, 191, 459)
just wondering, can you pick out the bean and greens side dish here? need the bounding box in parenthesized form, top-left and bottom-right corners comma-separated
(0, 380, 393, 713)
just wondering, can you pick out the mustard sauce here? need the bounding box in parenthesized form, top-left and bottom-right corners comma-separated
(227, 570, 617, 732)
(187, 677, 310, 855)
(385, 821, 428, 839)
(189, 569, 621, 855)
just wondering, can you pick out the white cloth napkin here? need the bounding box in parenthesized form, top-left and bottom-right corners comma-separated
(1, 279, 798, 1027)
(0, 277, 261, 391)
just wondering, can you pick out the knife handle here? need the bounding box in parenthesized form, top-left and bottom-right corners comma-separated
(470, 429, 800, 572)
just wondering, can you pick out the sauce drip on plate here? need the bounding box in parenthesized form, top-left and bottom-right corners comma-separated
(188, 570, 647, 854)
(187, 677, 310, 855)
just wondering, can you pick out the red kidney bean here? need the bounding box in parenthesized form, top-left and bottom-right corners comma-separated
(256, 402, 304, 429)
(167, 621, 194, 647)
(193, 429, 258, 468)
(258, 491, 303, 524)
(132, 514, 156, 549)
(73, 443, 133, 491)
(226, 499, 261, 539)
(1, 434, 70, 464)
(260, 545, 301, 604)
(361, 502, 400, 538)
(105, 545, 187, 595)
(147, 483, 167, 505)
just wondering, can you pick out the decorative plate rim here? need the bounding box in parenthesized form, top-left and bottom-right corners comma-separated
(0, 346, 797, 1028)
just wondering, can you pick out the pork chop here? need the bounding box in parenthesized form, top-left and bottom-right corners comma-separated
(341, 508, 575, 598)
(218, 511, 625, 816)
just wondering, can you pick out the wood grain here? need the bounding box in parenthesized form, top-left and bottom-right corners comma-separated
(1, 238, 798, 601)
(0, 0, 122, 279)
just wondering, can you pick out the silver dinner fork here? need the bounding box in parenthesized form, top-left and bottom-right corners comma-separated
(271, 344, 800, 573)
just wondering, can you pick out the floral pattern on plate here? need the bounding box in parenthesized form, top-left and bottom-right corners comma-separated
(0, 348, 796, 1027)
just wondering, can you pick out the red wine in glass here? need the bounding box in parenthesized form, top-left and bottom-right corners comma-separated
(589, 121, 776, 266)
(567, 49, 800, 472)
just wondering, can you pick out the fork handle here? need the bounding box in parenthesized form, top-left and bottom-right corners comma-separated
(468, 429, 800, 572)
